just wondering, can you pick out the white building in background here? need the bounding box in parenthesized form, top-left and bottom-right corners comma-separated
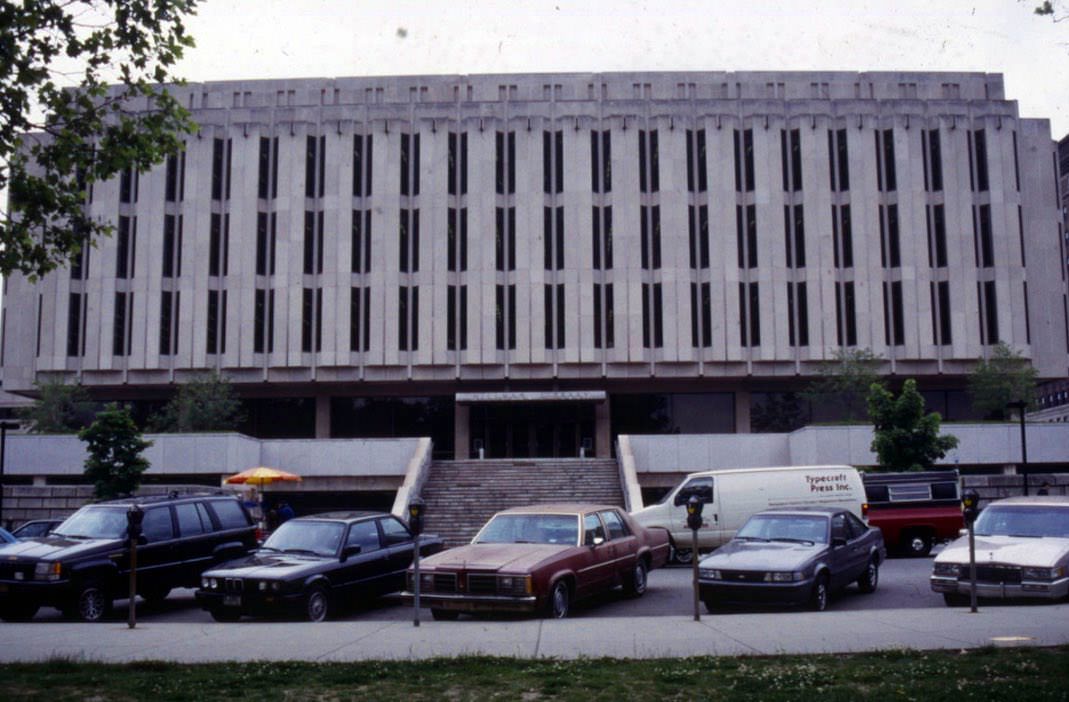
(2, 71, 1067, 461)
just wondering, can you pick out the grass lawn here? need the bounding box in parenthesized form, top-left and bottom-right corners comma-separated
(3, 646, 1066, 701)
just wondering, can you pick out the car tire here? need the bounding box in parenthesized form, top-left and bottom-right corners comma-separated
(73, 582, 111, 622)
(0, 601, 40, 622)
(304, 585, 330, 623)
(210, 608, 241, 622)
(430, 608, 460, 621)
(903, 532, 933, 558)
(672, 547, 694, 565)
(623, 559, 648, 598)
(140, 586, 171, 605)
(809, 573, 829, 612)
(943, 593, 969, 607)
(547, 580, 571, 619)
(857, 557, 879, 594)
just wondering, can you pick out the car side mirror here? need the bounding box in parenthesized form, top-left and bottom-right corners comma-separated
(831, 537, 847, 548)
(590, 536, 605, 547)
(341, 544, 362, 561)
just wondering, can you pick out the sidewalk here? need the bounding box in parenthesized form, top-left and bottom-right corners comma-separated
(1, 604, 1066, 662)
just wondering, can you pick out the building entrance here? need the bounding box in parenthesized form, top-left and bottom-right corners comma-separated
(468, 402, 596, 459)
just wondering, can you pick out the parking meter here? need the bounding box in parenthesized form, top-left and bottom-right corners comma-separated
(961, 490, 980, 613)
(409, 498, 425, 627)
(126, 506, 144, 629)
(685, 495, 703, 621)
(962, 490, 980, 525)
(408, 497, 425, 536)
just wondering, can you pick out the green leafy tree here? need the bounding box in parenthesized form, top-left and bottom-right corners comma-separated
(751, 392, 808, 433)
(16, 379, 97, 433)
(967, 342, 1038, 420)
(148, 371, 244, 432)
(868, 379, 959, 472)
(802, 348, 885, 422)
(79, 403, 152, 499)
(1, 0, 198, 279)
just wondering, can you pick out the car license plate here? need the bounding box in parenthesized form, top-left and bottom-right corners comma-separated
(223, 595, 240, 607)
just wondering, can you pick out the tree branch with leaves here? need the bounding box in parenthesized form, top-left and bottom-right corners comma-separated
(1, 0, 198, 279)
(868, 379, 959, 472)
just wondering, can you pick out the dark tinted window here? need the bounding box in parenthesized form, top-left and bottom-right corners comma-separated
(600, 510, 631, 539)
(830, 513, 848, 541)
(379, 516, 411, 546)
(195, 502, 214, 531)
(346, 520, 381, 552)
(175, 502, 207, 536)
(844, 512, 867, 538)
(209, 500, 250, 530)
(864, 485, 890, 503)
(931, 482, 959, 500)
(142, 507, 174, 542)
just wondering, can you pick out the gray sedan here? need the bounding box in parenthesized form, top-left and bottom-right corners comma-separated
(698, 507, 886, 612)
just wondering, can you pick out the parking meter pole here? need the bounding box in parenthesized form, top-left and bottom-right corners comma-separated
(967, 522, 978, 613)
(128, 538, 137, 629)
(691, 527, 700, 622)
(413, 533, 421, 628)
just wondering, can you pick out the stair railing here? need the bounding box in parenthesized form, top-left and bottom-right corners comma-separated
(616, 435, 644, 512)
(391, 437, 433, 519)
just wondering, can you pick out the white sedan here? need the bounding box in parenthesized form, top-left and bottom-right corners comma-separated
(930, 496, 1069, 605)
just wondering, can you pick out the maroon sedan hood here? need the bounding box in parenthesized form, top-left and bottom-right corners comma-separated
(423, 543, 570, 572)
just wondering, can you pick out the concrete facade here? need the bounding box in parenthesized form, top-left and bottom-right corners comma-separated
(2, 71, 1067, 453)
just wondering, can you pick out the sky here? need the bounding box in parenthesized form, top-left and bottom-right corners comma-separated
(174, 0, 1069, 136)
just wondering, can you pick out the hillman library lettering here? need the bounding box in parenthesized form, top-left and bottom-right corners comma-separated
(4, 72, 1068, 460)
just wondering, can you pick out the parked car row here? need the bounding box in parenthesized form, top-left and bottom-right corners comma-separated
(0, 483, 1065, 623)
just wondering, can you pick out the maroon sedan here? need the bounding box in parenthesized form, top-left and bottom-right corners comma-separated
(404, 503, 671, 619)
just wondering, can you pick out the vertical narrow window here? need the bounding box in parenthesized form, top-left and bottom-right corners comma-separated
(301, 288, 314, 352)
(256, 213, 268, 276)
(354, 133, 364, 196)
(788, 282, 809, 346)
(928, 129, 943, 192)
(207, 290, 220, 354)
(162, 215, 176, 278)
(696, 129, 707, 192)
(258, 137, 270, 199)
(306, 135, 318, 198)
(209, 213, 223, 276)
(119, 166, 138, 204)
(507, 284, 515, 350)
(67, 293, 82, 357)
(836, 128, 849, 191)
(733, 129, 742, 191)
(166, 152, 183, 202)
(448, 132, 457, 195)
(1023, 282, 1031, 344)
(882, 128, 896, 192)
(495, 131, 505, 194)
(400, 133, 410, 196)
(459, 285, 467, 351)
(983, 281, 999, 344)
(542, 131, 552, 194)
(832, 205, 841, 268)
(594, 284, 603, 349)
(304, 211, 317, 274)
(742, 129, 755, 192)
(844, 282, 857, 346)
(159, 290, 172, 355)
(495, 208, 505, 271)
(313, 288, 322, 353)
(638, 130, 647, 193)
(211, 139, 225, 201)
(977, 204, 994, 268)
(932, 205, 947, 267)
(271, 137, 279, 198)
(973, 129, 989, 192)
(700, 282, 712, 348)
(1011, 131, 1021, 192)
(642, 283, 651, 348)
(887, 204, 901, 268)
(787, 283, 796, 346)
(506, 131, 515, 194)
(113, 291, 128, 356)
(938, 281, 952, 345)
(744, 205, 757, 268)
(255, 289, 266, 353)
(1018, 206, 1026, 267)
(116, 216, 131, 278)
(883, 281, 904, 346)
(544, 285, 554, 350)
(495, 285, 504, 350)
(447, 285, 457, 351)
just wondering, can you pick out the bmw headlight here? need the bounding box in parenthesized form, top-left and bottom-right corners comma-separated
(1022, 566, 1062, 581)
(34, 561, 62, 581)
(933, 562, 962, 577)
(764, 571, 802, 582)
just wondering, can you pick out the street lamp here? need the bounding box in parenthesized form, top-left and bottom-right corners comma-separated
(0, 420, 19, 528)
(1006, 400, 1028, 497)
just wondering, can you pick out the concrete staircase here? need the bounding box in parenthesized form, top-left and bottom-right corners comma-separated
(420, 459, 625, 547)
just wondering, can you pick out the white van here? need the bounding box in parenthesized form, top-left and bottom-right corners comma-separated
(630, 465, 867, 561)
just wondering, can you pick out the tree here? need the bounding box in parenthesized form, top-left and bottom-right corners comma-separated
(751, 392, 808, 433)
(79, 403, 152, 499)
(868, 379, 959, 472)
(147, 371, 244, 432)
(1, 0, 198, 279)
(802, 348, 885, 422)
(16, 379, 97, 433)
(967, 342, 1038, 420)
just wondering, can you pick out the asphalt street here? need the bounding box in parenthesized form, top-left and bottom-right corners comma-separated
(3, 552, 1068, 661)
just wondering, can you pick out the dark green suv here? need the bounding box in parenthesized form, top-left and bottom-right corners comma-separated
(0, 493, 257, 622)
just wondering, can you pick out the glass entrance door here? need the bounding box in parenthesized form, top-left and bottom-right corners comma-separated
(470, 403, 595, 458)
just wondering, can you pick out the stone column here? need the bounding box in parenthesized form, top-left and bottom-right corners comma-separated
(454, 402, 470, 460)
(315, 395, 331, 439)
(734, 390, 751, 434)
(595, 399, 611, 458)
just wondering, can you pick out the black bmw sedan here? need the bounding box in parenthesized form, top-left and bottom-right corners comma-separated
(195, 511, 443, 622)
